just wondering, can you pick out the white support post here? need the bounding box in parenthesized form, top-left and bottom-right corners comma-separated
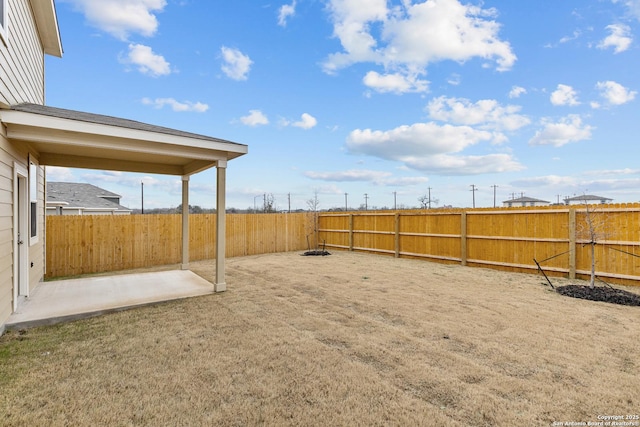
(181, 176, 189, 270)
(215, 160, 227, 292)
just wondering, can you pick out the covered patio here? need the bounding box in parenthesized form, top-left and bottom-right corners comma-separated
(5, 270, 214, 330)
(0, 103, 247, 325)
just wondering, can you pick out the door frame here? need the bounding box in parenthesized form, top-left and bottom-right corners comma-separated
(13, 162, 29, 311)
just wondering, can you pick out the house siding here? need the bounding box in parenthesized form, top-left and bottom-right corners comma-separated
(0, 129, 45, 328)
(0, 0, 45, 106)
(28, 159, 44, 291)
(0, 0, 46, 328)
(0, 131, 20, 326)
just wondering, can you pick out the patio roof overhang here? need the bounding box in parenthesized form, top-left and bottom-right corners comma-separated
(0, 104, 247, 175)
(1, 103, 248, 292)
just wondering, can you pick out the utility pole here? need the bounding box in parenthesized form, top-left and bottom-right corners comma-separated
(428, 187, 432, 209)
(345, 193, 348, 212)
(364, 193, 369, 211)
(491, 185, 498, 208)
(470, 184, 477, 208)
(288, 193, 291, 213)
(393, 191, 397, 210)
(263, 193, 266, 213)
(141, 181, 144, 214)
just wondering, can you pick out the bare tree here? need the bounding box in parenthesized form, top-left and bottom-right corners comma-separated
(264, 193, 276, 213)
(576, 201, 610, 288)
(418, 194, 439, 209)
(306, 191, 320, 251)
(306, 191, 320, 212)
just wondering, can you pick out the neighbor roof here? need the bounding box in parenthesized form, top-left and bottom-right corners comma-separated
(564, 195, 613, 202)
(47, 182, 131, 212)
(502, 196, 550, 203)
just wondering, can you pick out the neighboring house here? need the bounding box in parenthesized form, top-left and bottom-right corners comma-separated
(0, 1, 247, 333)
(502, 196, 551, 208)
(564, 195, 613, 205)
(46, 182, 132, 215)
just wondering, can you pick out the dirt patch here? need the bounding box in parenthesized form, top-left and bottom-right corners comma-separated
(556, 285, 640, 306)
(2, 251, 640, 426)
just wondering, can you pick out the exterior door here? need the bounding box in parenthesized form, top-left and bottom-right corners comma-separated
(13, 163, 29, 311)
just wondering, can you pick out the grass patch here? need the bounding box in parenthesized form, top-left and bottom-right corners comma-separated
(2, 251, 639, 426)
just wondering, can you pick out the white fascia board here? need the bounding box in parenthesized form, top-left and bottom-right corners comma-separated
(45, 201, 69, 207)
(11, 127, 226, 162)
(0, 110, 247, 155)
(31, 0, 63, 57)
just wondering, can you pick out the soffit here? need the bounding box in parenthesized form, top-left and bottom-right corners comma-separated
(0, 105, 248, 176)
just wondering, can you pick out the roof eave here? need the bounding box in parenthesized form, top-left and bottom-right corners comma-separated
(31, 0, 63, 57)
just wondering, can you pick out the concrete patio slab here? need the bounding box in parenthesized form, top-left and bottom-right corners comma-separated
(6, 270, 214, 330)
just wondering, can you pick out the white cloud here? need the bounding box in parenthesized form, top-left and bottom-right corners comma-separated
(402, 153, 523, 175)
(595, 80, 637, 105)
(612, 0, 640, 21)
(348, 122, 492, 158)
(123, 43, 171, 77)
(382, 176, 430, 186)
(427, 96, 530, 132)
(292, 113, 318, 129)
(509, 86, 527, 98)
(346, 121, 522, 174)
(220, 47, 253, 81)
(447, 74, 461, 86)
(304, 169, 429, 186)
(584, 168, 640, 176)
(511, 175, 578, 188)
(363, 71, 429, 93)
(559, 30, 582, 44)
(597, 24, 632, 53)
(529, 115, 594, 147)
(240, 110, 269, 126)
(550, 84, 580, 106)
(142, 97, 209, 112)
(62, 0, 166, 40)
(305, 169, 392, 182)
(45, 166, 76, 182)
(323, 0, 516, 94)
(278, 1, 297, 27)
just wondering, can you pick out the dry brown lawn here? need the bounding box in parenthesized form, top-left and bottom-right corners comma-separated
(1, 251, 639, 426)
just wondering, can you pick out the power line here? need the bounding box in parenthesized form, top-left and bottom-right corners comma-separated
(470, 184, 477, 208)
(491, 185, 498, 208)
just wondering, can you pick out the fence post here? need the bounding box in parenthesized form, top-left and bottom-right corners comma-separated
(394, 213, 400, 258)
(349, 214, 354, 251)
(460, 212, 468, 266)
(568, 209, 576, 279)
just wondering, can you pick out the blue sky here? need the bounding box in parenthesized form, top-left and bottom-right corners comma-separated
(45, 0, 640, 211)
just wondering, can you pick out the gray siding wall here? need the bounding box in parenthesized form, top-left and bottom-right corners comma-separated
(0, 0, 45, 106)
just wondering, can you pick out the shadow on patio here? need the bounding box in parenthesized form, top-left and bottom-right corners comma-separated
(6, 270, 214, 330)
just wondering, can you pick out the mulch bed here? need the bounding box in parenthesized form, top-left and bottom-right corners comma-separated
(556, 285, 640, 307)
(301, 250, 331, 256)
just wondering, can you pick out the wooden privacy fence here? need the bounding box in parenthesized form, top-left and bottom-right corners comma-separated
(46, 213, 314, 278)
(318, 204, 640, 287)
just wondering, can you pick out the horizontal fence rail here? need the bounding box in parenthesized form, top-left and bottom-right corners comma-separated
(46, 205, 640, 287)
(318, 204, 640, 287)
(46, 213, 315, 278)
